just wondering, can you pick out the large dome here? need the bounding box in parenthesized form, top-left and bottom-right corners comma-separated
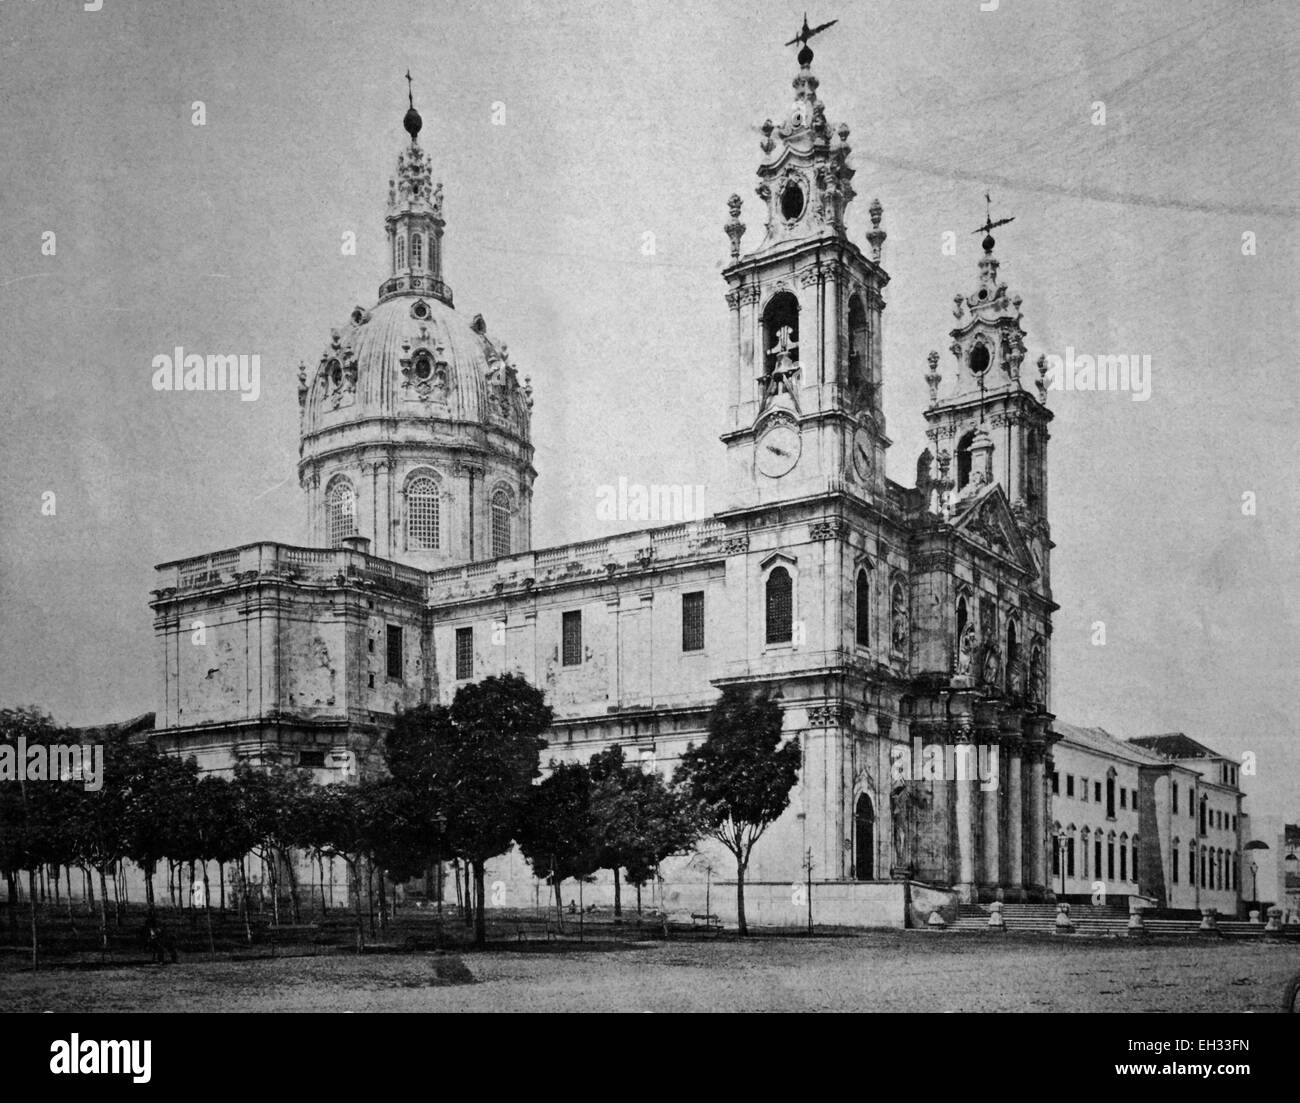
(295, 119, 535, 569)
(298, 292, 531, 439)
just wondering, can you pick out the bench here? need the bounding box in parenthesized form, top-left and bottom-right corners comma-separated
(691, 913, 722, 933)
(266, 923, 323, 956)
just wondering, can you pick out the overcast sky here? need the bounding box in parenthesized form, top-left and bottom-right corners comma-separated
(1, 0, 1296, 820)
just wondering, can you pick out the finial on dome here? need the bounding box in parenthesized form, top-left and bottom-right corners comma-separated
(403, 69, 423, 142)
(972, 192, 1014, 253)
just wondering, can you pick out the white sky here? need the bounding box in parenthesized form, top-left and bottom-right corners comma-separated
(1, 0, 1296, 820)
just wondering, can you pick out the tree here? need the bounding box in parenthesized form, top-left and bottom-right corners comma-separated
(439, 675, 552, 947)
(675, 685, 800, 935)
(589, 745, 699, 918)
(517, 760, 602, 926)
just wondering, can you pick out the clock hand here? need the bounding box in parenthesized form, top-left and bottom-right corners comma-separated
(767, 444, 789, 457)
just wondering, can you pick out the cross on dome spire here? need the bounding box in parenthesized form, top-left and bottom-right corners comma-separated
(785, 13, 838, 66)
(403, 69, 423, 142)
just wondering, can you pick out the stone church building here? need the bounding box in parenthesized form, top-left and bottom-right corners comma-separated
(149, 41, 1063, 925)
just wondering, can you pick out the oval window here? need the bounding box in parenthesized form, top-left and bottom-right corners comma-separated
(328, 359, 343, 387)
(969, 344, 990, 375)
(781, 184, 805, 221)
(414, 355, 432, 381)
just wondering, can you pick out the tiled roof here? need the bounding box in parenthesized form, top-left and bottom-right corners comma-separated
(1127, 732, 1225, 761)
(1052, 721, 1168, 765)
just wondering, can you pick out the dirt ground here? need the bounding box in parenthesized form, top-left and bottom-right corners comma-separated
(3, 932, 1299, 1013)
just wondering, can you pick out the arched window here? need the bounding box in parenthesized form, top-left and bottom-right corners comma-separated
(1199, 796, 1207, 836)
(1200, 846, 1207, 888)
(405, 475, 440, 550)
(1006, 620, 1019, 693)
(956, 594, 969, 643)
(1107, 832, 1116, 880)
(1172, 838, 1180, 884)
(411, 233, 423, 270)
(324, 477, 356, 546)
(1081, 828, 1091, 879)
(491, 489, 512, 558)
(854, 793, 874, 880)
(1189, 842, 1197, 886)
(1132, 836, 1139, 883)
(1094, 832, 1103, 882)
(396, 236, 405, 269)
(765, 566, 793, 644)
(956, 429, 975, 490)
(762, 292, 800, 381)
(1119, 832, 1128, 881)
(855, 568, 870, 647)
(1106, 770, 1116, 819)
(847, 294, 868, 391)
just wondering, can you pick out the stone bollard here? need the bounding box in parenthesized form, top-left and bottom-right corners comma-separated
(987, 901, 1005, 930)
(1249, 909, 1261, 924)
(927, 909, 947, 929)
(1199, 907, 1218, 933)
(1054, 902, 1075, 933)
(1264, 905, 1282, 933)
(1127, 908, 1146, 937)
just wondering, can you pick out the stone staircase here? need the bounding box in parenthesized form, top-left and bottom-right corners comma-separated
(951, 903, 1298, 937)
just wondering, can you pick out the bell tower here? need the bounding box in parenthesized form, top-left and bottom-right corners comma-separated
(720, 20, 890, 510)
(919, 203, 1054, 580)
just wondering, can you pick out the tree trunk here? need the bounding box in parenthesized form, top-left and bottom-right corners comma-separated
(202, 861, 215, 957)
(735, 858, 748, 937)
(613, 866, 622, 919)
(636, 882, 643, 917)
(554, 877, 564, 932)
(282, 849, 302, 924)
(377, 869, 389, 934)
(97, 866, 110, 952)
(237, 858, 252, 944)
(350, 858, 365, 952)
(144, 864, 155, 910)
(473, 861, 487, 948)
(219, 862, 226, 917)
(366, 861, 375, 937)
(28, 869, 39, 968)
(6, 871, 17, 937)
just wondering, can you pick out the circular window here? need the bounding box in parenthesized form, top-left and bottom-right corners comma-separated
(414, 356, 432, 382)
(780, 184, 805, 221)
(412, 301, 429, 320)
(968, 344, 991, 375)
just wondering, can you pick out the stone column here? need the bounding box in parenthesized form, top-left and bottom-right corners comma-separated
(1006, 736, 1024, 898)
(1027, 742, 1047, 893)
(953, 721, 977, 902)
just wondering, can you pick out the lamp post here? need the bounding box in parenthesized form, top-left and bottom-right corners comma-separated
(1250, 860, 1258, 906)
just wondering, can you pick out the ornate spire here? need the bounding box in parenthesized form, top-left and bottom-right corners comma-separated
(382, 74, 451, 306)
(747, 16, 856, 250)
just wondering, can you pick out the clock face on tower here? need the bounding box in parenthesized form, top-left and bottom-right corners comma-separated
(852, 428, 873, 480)
(756, 421, 801, 478)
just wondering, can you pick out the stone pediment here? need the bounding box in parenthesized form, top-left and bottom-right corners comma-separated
(950, 483, 1037, 576)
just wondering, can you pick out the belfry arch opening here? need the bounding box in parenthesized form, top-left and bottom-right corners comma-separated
(956, 430, 975, 490)
(847, 294, 868, 391)
(762, 292, 800, 378)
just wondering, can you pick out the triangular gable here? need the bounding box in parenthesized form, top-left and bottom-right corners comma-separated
(950, 483, 1037, 576)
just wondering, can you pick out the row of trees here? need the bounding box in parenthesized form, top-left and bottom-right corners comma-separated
(1, 677, 802, 950)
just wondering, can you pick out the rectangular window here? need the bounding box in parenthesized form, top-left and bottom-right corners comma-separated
(1173, 848, 1179, 884)
(562, 610, 583, 667)
(1067, 839, 1076, 877)
(1132, 789, 1139, 809)
(1051, 771, 1060, 795)
(1172, 783, 1178, 814)
(1066, 775, 1075, 798)
(1095, 781, 1102, 803)
(1095, 840, 1103, 878)
(1120, 788, 1127, 810)
(386, 625, 403, 680)
(682, 591, 705, 652)
(1107, 843, 1115, 880)
(1120, 845, 1127, 881)
(455, 626, 474, 680)
(1081, 778, 1089, 803)
(1052, 843, 1060, 876)
(368, 637, 375, 654)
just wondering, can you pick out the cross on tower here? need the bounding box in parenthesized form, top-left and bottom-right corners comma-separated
(972, 193, 1015, 239)
(405, 69, 414, 109)
(785, 13, 838, 49)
